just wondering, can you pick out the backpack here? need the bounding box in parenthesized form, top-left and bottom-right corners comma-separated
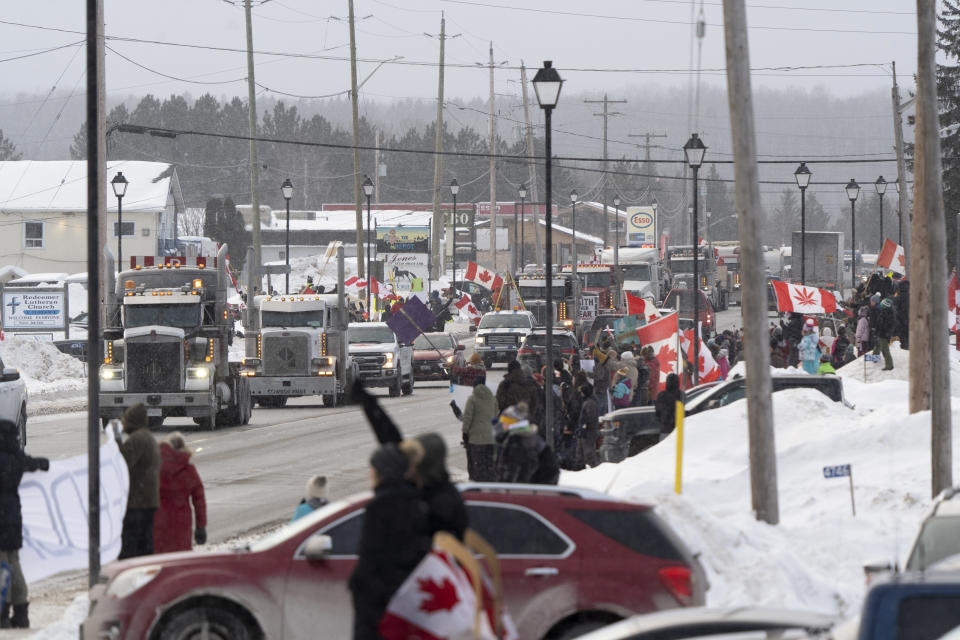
(612, 379, 632, 408)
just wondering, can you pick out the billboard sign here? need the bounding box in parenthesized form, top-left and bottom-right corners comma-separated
(383, 253, 430, 287)
(376, 226, 430, 254)
(626, 207, 656, 246)
(2, 289, 67, 330)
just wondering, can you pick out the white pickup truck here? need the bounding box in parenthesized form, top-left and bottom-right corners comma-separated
(347, 322, 414, 397)
(475, 310, 536, 369)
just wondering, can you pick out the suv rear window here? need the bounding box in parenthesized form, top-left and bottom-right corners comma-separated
(566, 508, 685, 560)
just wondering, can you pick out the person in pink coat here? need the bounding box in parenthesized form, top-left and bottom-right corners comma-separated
(153, 433, 206, 553)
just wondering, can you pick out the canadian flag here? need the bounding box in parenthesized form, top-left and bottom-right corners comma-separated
(463, 261, 504, 293)
(949, 273, 960, 331)
(680, 325, 721, 385)
(877, 238, 907, 275)
(343, 276, 360, 290)
(380, 548, 518, 640)
(635, 312, 681, 392)
(455, 294, 482, 320)
(345, 276, 382, 295)
(770, 279, 837, 314)
(626, 292, 646, 316)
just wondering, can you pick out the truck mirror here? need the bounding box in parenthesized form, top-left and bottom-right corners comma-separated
(189, 338, 207, 363)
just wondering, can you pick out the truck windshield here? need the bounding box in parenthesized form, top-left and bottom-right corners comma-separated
(518, 284, 568, 299)
(413, 335, 454, 350)
(581, 273, 610, 288)
(669, 258, 709, 274)
(349, 326, 396, 344)
(662, 290, 708, 312)
(261, 310, 325, 327)
(124, 303, 200, 329)
(622, 265, 652, 281)
(479, 314, 532, 329)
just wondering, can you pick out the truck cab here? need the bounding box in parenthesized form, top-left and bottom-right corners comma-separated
(513, 272, 581, 332)
(560, 264, 616, 311)
(242, 294, 354, 407)
(475, 310, 536, 369)
(600, 246, 667, 306)
(347, 322, 414, 397)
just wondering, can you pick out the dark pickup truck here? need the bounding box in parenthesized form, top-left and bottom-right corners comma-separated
(855, 567, 960, 640)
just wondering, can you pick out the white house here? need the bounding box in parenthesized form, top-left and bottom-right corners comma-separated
(0, 161, 183, 273)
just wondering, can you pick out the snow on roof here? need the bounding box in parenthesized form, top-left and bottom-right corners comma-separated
(582, 201, 631, 218)
(0, 160, 177, 213)
(264, 209, 432, 231)
(8, 272, 69, 284)
(537, 219, 604, 245)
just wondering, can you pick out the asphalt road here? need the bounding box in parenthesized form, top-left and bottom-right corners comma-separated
(26, 370, 504, 543)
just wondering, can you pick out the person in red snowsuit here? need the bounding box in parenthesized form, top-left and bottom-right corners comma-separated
(153, 433, 207, 553)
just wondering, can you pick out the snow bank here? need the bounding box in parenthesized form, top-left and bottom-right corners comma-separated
(26, 595, 88, 640)
(562, 371, 960, 618)
(0, 338, 87, 412)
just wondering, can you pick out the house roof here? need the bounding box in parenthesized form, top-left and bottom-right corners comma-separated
(537, 219, 604, 245)
(0, 160, 181, 213)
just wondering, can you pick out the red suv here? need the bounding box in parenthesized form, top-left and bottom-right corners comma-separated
(82, 484, 706, 640)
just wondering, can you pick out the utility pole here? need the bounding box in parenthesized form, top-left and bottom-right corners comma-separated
(629, 131, 669, 194)
(430, 14, 447, 280)
(913, 0, 952, 496)
(348, 0, 364, 278)
(722, 0, 779, 525)
(243, 0, 262, 356)
(520, 62, 542, 266)
(891, 61, 913, 258)
(374, 128, 381, 204)
(585, 94, 626, 249)
(488, 43, 498, 269)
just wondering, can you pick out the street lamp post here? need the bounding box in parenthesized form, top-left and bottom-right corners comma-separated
(875, 175, 887, 253)
(613, 195, 621, 310)
(570, 189, 579, 281)
(518, 183, 527, 271)
(281, 178, 293, 294)
(450, 178, 460, 288)
(845, 178, 861, 298)
(363, 176, 374, 319)
(684, 133, 707, 385)
(794, 162, 811, 285)
(533, 60, 563, 451)
(111, 172, 128, 271)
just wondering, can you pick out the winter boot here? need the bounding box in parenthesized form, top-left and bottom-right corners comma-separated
(10, 602, 28, 628)
(0, 603, 10, 628)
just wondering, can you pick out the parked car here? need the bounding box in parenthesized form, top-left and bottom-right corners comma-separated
(684, 374, 853, 417)
(518, 328, 579, 373)
(0, 356, 28, 448)
(412, 332, 465, 382)
(575, 606, 836, 640)
(854, 567, 960, 640)
(661, 289, 715, 335)
(53, 339, 89, 362)
(81, 483, 707, 640)
(475, 310, 537, 368)
(905, 487, 960, 572)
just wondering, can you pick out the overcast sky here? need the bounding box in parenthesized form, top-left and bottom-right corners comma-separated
(0, 0, 924, 107)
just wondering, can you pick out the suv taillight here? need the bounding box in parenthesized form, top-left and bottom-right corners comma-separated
(658, 565, 693, 604)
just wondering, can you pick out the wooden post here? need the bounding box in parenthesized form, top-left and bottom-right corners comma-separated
(914, 0, 953, 496)
(348, 0, 364, 278)
(488, 43, 498, 269)
(243, 0, 262, 271)
(520, 63, 542, 266)
(722, 0, 779, 524)
(430, 14, 446, 280)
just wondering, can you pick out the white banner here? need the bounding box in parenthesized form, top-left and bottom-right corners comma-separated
(20, 431, 129, 584)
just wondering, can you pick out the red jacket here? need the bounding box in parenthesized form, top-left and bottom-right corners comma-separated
(153, 444, 206, 553)
(645, 356, 660, 401)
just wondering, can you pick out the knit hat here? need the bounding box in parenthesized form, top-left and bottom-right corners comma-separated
(370, 445, 409, 483)
(167, 431, 191, 454)
(719, 348, 728, 358)
(468, 352, 484, 365)
(499, 404, 528, 424)
(870, 293, 881, 304)
(507, 359, 522, 373)
(621, 351, 635, 360)
(122, 403, 148, 432)
(805, 318, 816, 328)
(607, 348, 618, 359)
(305, 475, 327, 500)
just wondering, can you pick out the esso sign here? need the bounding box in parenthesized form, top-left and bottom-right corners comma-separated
(631, 212, 654, 227)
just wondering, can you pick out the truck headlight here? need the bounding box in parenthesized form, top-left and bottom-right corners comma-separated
(100, 367, 122, 380)
(187, 367, 210, 379)
(445, 355, 454, 364)
(476, 336, 485, 345)
(312, 356, 333, 368)
(383, 352, 395, 368)
(106, 565, 161, 600)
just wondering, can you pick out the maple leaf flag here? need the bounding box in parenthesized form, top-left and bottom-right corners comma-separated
(455, 294, 482, 321)
(877, 238, 906, 275)
(636, 312, 681, 391)
(380, 548, 518, 640)
(463, 261, 504, 293)
(770, 279, 837, 314)
(949, 273, 960, 332)
(680, 325, 722, 385)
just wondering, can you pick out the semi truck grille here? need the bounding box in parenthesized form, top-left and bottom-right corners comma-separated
(486, 335, 518, 346)
(353, 354, 386, 372)
(262, 334, 311, 375)
(127, 342, 181, 393)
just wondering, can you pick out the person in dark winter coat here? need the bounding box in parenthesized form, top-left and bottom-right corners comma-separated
(153, 433, 207, 553)
(781, 313, 804, 367)
(769, 336, 787, 368)
(451, 377, 497, 481)
(577, 383, 601, 468)
(873, 295, 897, 370)
(494, 404, 559, 484)
(0, 419, 49, 629)
(291, 475, 329, 522)
(831, 329, 851, 369)
(590, 341, 614, 414)
(401, 433, 469, 540)
(654, 373, 685, 434)
(117, 403, 162, 560)
(895, 278, 910, 350)
(349, 445, 430, 640)
(642, 345, 661, 403)
(496, 360, 541, 422)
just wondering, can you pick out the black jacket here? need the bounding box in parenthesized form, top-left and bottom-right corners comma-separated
(495, 426, 558, 485)
(496, 369, 541, 418)
(349, 480, 430, 640)
(421, 482, 468, 541)
(578, 394, 599, 439)
(874, 298, 897, 339)
(0, 427, 48, 550)
(654, 378, 686, 434)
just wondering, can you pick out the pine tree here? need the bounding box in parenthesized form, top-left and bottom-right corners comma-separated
(938, 0, 960, 265)
(219, 197, 251, 271)
(0, 129, 21, 161)
(204, 197, 224, 241)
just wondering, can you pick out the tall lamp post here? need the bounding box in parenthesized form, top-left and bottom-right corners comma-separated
(533, 60, 563, 451)
(683, 133, 706, 385)
(281, 178, 293, 294)
(363, 176, 374, 319)
(793, 162, 811, 285)
(613, 195, 621, 310)
(570, 189, 579, 280)
(845, 178, 861, 297)
(875, 175, 887, 252)
(518, 183, 527, 271)
(111, 171, 128, 270)
(450, 178, 460, 287)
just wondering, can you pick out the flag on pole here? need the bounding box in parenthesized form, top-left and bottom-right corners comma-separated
(680, 325, 721, 385)
(455, 294, 482, 321)
(770, 279, 837, 314)
(463, 261, 504, 293)
(386, 296, 437, 344)
(876, 238, 907, 275)
(626, 292, 647, 316)
(635, 312, 680, 391)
